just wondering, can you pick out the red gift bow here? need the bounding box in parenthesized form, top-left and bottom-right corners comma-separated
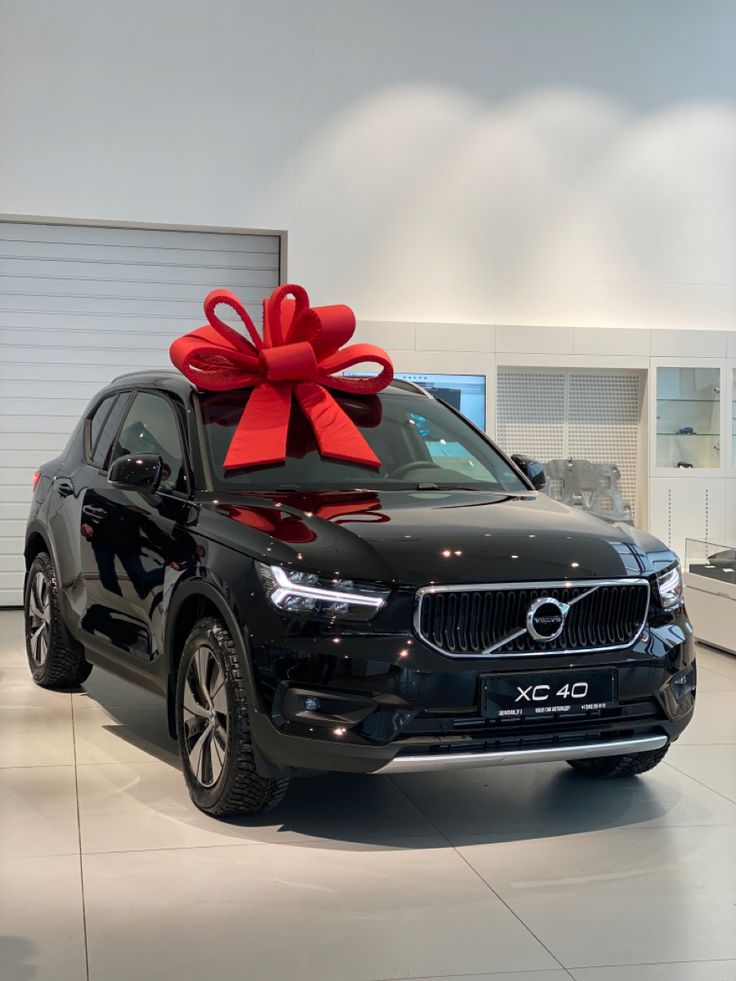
(170, 284, 394, 470)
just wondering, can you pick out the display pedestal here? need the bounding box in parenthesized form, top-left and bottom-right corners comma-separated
(684, 571, 736, 655)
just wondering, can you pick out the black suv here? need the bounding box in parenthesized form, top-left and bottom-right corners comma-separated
(24, 372, 695, 815)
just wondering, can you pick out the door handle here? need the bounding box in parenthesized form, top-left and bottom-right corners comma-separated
(82, 505, 107, 520)
(55, 478, 75, 498)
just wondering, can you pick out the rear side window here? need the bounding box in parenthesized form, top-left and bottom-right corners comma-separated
(111, 392, 187, 493)
(88, 396, 115, 454)
(91, 393, 131, 469)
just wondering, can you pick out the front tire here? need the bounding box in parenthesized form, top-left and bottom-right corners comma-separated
(175, 617, 289, 817)
(24, 552, 93, 688)
(567, 744, 669, 778)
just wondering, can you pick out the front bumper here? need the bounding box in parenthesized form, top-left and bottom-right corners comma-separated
(376, 735, 669, 773)
(247, 604, 696, 778)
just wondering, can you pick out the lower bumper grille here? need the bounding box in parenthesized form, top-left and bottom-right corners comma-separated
(406, 696, 663, 740)
(415, 578, 651, 657)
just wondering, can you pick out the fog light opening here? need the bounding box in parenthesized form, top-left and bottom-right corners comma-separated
(671, 667, 696, 702)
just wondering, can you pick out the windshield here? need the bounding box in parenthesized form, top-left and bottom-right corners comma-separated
(200, 389, 527, 493)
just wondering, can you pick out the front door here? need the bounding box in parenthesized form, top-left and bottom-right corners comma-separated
(78, 391, 189, 661)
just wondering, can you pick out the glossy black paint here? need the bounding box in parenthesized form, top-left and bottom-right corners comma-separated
(25, 370, 695, 777)
(108, 453, 163, 492)
(510, 453, 547, 491)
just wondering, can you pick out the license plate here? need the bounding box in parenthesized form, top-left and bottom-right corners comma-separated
(482, 670, 617, 719)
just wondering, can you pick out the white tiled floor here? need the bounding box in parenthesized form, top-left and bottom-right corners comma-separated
(1, 609, 735, 981)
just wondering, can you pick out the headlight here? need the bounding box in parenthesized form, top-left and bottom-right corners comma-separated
(657, 564, 683, 611)
(255, 562, 389, 621)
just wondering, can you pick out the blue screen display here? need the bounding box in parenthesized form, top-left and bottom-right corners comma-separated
(395, 373, 486, 430)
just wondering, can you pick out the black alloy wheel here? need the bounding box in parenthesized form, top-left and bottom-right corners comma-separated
(182, 643, 230, 788)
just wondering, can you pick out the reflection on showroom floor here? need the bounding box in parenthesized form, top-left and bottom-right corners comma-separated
(1, 608, 735, 981)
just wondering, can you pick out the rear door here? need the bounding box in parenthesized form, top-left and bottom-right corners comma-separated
(78, 390, 190, 661)
(47, 391, 132, 602)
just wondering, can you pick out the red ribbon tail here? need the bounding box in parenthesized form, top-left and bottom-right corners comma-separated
(223, 383, 292, 470)
(296, 383, 381, 468)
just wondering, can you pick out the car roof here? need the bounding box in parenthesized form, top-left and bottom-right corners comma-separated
(107, 370, 430, 399)
(108, 369, 196, 399)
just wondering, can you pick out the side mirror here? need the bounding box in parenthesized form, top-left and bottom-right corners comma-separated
(511, 454, 547, 491)
(108, 454, 163, 493)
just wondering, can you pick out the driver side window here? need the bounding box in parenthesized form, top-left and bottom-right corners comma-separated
(111, 392, 187, 493)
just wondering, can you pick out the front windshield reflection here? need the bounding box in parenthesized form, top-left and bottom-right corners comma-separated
(201, 390, 526, 494)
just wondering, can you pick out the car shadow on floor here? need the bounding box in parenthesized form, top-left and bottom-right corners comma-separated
(80, 671, 679, 849)
(0, 936, 37, 981)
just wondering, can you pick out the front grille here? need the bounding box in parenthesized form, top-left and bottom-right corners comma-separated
(415, 579, 650, 657)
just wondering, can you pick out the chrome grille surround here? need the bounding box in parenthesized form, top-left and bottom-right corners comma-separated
(413, 578, 651, 658)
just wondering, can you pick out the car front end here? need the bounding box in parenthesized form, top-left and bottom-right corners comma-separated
(200, 492, 695, 779)
(193, 382, 695, 780)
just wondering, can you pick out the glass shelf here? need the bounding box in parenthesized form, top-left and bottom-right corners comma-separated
(656, 366, 721, 469)
(686, 538, 736, 586)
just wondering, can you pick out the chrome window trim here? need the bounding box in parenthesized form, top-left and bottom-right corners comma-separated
(413, 577, 651, 659)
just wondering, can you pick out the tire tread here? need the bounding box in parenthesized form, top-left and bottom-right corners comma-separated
(25, 552, 92, 688)
(567, 744, 669, 778)
(178, 617, 289, 817)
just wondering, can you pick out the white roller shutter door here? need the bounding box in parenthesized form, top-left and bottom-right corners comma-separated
(0, 220, 282, 606)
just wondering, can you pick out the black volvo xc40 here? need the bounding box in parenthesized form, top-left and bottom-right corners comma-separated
(23, 372, 695, 815)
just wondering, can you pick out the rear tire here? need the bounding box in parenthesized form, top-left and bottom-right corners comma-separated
(176, 617, 289, 817)
(567, 744, 669, 778)
(24, 552, 93, 688)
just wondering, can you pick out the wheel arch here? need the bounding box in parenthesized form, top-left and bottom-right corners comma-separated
(24, 530, 49, 568)
(23, 522, 62, 603)
(165, 578, 259, 739)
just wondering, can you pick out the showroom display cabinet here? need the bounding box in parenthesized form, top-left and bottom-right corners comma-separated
(683, 538, 736, 655)
(653, 363, 722, 471)
(649, 358, 736, 564)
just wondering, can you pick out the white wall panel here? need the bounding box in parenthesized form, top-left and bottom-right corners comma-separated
(726, 479, 736, 546)
(496, 326, 575, 356)
(649, 477, 727, 563)
(573, 328, 651, 358)
(496, 370, 567, 462)
(496, 368, 644, 520)
(2, 3, 733, 330)
(414, 323, 495, 354)
(0, 220, 281, 605)
(650, 331, 728, 359)
(354, 321, 416, 351)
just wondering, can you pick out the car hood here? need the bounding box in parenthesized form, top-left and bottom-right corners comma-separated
(197, 489, 672, 587)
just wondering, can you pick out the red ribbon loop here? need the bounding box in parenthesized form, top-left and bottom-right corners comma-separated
(260, 342, 317, 382)
(170, 284, 394, 470)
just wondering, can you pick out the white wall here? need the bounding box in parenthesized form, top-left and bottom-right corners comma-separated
(1, 0, 734, 330)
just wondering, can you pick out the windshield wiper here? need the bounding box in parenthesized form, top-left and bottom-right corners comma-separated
(414, 483, 506, 492)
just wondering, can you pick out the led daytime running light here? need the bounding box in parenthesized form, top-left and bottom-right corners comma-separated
(657, 564, 683, 611)
(269, 565, 386, 610)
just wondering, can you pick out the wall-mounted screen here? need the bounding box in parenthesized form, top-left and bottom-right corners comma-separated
(395, 373, 486, 430)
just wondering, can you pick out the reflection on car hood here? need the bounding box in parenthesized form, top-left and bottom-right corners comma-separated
(197, 489, 668, 587)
